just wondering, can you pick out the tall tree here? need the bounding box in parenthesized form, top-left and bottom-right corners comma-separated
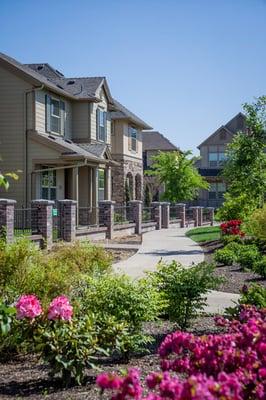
(217, 96, 266, 220)
(146, 150, 209, 202)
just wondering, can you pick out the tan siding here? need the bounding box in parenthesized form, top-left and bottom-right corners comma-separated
(0, 64, 33, 206)
(112, 120, 142, 160)
(72, 102, 89, 140)
(90, 89, 111, 144)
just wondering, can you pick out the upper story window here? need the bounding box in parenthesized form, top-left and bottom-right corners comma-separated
(208, 150, 226, 167)
(208, 182, 226, 200)
(97, 109, 107, 142)
(129, 126, 138, 152)
(45, 95, 65, 135)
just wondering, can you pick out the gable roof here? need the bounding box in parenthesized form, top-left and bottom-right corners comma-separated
(198, 112, 246, 149)
(142, 131, 179, 151)
(111, 99, 152, 130)
(25, 63, 64, 79)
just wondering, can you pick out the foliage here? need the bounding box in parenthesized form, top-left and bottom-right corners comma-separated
(146, 150, 209, 202)
(147, 261, 221, 329)
(0, 238, 112, 305)
(144, 184, 152, 207)
(221, 234, 242, 246)
(246, 204, 266, 241)
(220, 219, 244, 236)
(186, 226, 220, 243)
(76, 274, 164, 354)
(97, 306, 266, 400)
(253, 256, 266, 278)
(213, 247, 235, 265)
(0, 299, 16, 336)
(239, 284, 266, 308)
(218, 96, 266, 220)
(0, 171, 19, 190)
(236, 244, 261, 269)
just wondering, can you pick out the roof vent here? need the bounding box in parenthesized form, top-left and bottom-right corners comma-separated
(67, 80, 75, 85)
(57, 84, 64, 89)
(37, 65, 44, 71)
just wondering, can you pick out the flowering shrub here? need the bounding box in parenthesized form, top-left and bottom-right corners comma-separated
(15, 294, 42, 320)
(97, 305, 266, 399)
(220, 219, 245, 236)
(48, 295, 73, 321)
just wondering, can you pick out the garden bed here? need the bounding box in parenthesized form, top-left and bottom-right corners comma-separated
(0, 316, 222, 400)
(203, 241, 266, 293)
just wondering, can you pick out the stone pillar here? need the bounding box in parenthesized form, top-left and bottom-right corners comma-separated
(207, 207, 215, 226)
(0, 199, 16, 243)
(151, 202, 162, 230)
(99, 200, 115, 239)
(129, 200, 142, 234)
(58, 200, 77, 242)
(31, 200, 54, 248)
(161, 202, 170, 229)
(104, 166, 112, 201)
(191, 207, 199, 227)
(198, 207, 203, 226)
(176, 203, 186, 228)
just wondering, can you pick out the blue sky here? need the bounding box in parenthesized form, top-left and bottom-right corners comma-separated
(1, 0, 265, 154)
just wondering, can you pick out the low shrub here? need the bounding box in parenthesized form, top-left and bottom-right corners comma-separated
(253, 256, 266, 278)
(239, 284, 266, 308)
(76, 274, 164, 354)
(147, 261, 222, 329)
(0, 298, 16, 336)
(221, 234, 242, 246)
(236, 244, 261, 269)
(213, 248, 235, 265)
(246, 204, 266, 241)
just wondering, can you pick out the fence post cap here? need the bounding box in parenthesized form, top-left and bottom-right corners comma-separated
(31, 199, 55, 205)
(129, 200, 142, 204)
(175, 203, 186, 206)
(206, 207, 215, 210)
(0, 198, 17, 205)
(151, 201, 162, 206)
(98, 200, 116, 205)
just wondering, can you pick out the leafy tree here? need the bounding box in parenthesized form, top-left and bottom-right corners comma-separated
(217, 96, 266, 220)
(146, 150, 209, 202)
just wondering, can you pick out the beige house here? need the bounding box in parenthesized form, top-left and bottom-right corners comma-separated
(0, 53, 150, 213)
(196, 112, 246, 207)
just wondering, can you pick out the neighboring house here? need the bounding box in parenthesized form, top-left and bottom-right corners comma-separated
(142, 131, 179, 201)
(110, 100, 152, 204)
(0, 53, 150, 214)
(196, 112, 246, 207)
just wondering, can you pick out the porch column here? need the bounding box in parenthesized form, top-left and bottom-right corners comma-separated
(104, 166, 112, 200)
(72, 167, 79, 203)
(91, 167, 99, 225)
(0, 199, 16, 243)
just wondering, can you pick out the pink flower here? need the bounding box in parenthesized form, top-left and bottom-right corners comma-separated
(48, 295, 73, 321)
(15, 294, 42, 320)
(96, 372, 123, 390)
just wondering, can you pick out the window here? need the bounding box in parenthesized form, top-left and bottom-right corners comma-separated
(208, 182, 226, 200)
(129, 127, 137, 152)
(208, 150, 226, 167)
(98, 169, 105, 201)
(46, 95, 65, 135)
(41, 168, 57, 200)
(97, 109, 106, 142)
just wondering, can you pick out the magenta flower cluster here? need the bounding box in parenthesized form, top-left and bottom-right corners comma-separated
(96, 305, 266, 399)
(15, 294, 73, 321)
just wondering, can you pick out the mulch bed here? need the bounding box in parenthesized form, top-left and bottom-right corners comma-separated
(202, 241, 266, 294)
(0, 317, 222, 399)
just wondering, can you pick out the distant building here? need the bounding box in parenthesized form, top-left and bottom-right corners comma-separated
(196, 112, 246, 208)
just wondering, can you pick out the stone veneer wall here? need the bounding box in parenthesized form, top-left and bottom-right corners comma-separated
(111, 158, 143, 205)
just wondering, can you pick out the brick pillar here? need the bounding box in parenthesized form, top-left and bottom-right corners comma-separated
(151, 202, 162, 230)
(161, 202, 170, 229)
(190, 207, 199, 227)
(207, 207, 215, 226)
(198, 207, 203, 226)
(176, 203, 186, 228)
(0, 199, 16, 243)
(129, 200, 142, 235)
(58, 200, 77, 242)
(31, 200, 54, 249)
(99, 200, 115, 239)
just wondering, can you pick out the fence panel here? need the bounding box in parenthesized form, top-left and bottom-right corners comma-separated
(14, 207, 37, 237)
(114, 205, 134, 225)
(77, 207, 102, 227)
(142, 206, 154, 223)
(185, 208, 194, 226)
(170, 205, 182, 221)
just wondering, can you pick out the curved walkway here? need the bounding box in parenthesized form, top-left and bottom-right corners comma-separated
(114, 226, 240, 314)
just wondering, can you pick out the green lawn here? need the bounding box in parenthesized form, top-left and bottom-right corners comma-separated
(186, 226, 221, 243)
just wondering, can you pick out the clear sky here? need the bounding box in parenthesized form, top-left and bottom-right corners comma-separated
(1, 0, 266, 154)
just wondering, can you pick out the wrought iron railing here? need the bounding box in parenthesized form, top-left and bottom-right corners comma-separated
(77, 207, 101, 227)
(142, 206, 154, 223)
(14, 207, 37, 236)
(114, 206, 133, 225)
(170, 205, 181, 221)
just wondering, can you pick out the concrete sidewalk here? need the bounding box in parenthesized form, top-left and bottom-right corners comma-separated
(114, 226, 240, 314)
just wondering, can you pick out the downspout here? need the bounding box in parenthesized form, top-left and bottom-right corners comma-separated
(24, 84, 44, 205)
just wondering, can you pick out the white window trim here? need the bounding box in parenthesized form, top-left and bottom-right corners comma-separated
(129, 126, 138, 153)
(50, 97, 64, 136)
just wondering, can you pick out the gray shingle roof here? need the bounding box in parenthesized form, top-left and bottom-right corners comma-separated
(25, 63, 64, 79)
(51, 77, 105, 99)
(111, 99, 152, 130)
(142, 131, 178, 151)
(76, 143, 107, 158)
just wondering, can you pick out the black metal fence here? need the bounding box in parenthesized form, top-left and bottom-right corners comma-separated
(114, 205, 134, 225)
(185, 208, 194, 226)
(14, 207, 37, 236)
(77, 207, 101, 227)
(142, 206, 154, 223)
(170, 205, 181, 221)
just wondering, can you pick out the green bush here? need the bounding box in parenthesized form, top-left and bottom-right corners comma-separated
(0, 298, 16, 336)
(147, 261, 222, 329)
(77, 274, 163, 354)
(246, 204, 266, 241)
(213, 248, 235, 265)
(236, 244, 261, 269)
(226, 284, 266, 319)
(253, 256, 266, 278)
(221, 234, 242, 246)
(0, 238, 112, 305)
